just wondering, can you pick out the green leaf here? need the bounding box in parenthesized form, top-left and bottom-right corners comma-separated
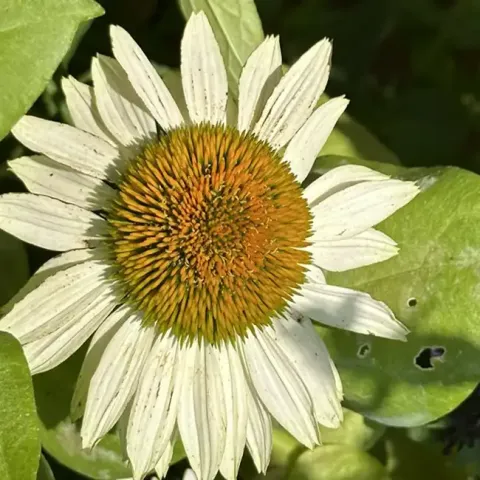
(271, 408, 385, 468)
(36, 456, 55, 480)
(318, 409, 386, 451)
(177, 0, 264, 98)
(383, 429, 466, 480)
(314, 155, 480, 427)
(0, 0, 104, 140)
(0, 230, 29, 305)
(33, 346, 186, 479)
(288, 445, 389, 480)
(0, 332, 40, 480)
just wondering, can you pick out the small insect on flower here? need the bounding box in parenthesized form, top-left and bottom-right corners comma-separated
(0, 11, 419, 480)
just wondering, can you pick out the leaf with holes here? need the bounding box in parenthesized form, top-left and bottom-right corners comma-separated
(0, 0, 104, 140)
(313, 155, 480, 427)
(0, 332, 40, 480)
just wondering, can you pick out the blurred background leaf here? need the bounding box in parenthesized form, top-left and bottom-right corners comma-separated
(0, 0, 104, 140)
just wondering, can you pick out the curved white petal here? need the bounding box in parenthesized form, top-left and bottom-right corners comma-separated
(0, 260, 110, 343)
(71, 306, 130, 421)
(181, 12, 228, 125)
(9, 155, 115, 210)
(253, 39, 331, 149)
(217, 343, 248, 480)
(0, 193, 104, 251)
(270, 314, 342, 428)
(177, 341, 226, 480)
(243, 373, 272, 474)
(11, 116, 121, 180)
(284, 97, 349, 183)
(154, 438, 175, 479)
(292, 283, 409, 340)
(237, 36, 281, 132)
(23, 284, 117, 375)
(127, 333, 183, 480)
(61, 76, 117, 144)
(303, 263, 326, 285)
(182, 469, 197, 480)
(241, 328, 318, 448)
(303, 164, 390, 208)
(92, 55, 156, 146)
(310, 228, 398, 272)
(110, 25, 183, 131)
(81, 314, 155, 448)
(0, 249, 93, 316)
(311, 179, 420, 241)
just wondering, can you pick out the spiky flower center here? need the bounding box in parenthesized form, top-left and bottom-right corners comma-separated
(107, 124, 312, 342)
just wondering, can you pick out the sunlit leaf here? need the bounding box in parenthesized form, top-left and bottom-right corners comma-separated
(0, 0, 104, 140)
(314, 155, 480, 427)
(0, 332, 40, 480)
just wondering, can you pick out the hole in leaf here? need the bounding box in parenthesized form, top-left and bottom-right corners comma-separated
(415, 346, 446, 370)
(357, 343, 371, 358)
(408, 297, 417, 307)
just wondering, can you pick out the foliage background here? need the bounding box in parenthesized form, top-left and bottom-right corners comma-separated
(1, 0, 480, 479)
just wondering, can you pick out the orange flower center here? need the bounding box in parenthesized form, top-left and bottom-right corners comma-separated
(108, 123, 312, 342)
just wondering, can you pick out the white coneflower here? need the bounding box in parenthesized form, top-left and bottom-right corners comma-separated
(0, 11, 419, 480)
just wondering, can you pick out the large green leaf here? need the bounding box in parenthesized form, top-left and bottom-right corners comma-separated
(177, 0, 264, 98)
(0, 332, 40, 480)
(314, 155, 480, 427)
(0, 0, 104, 140)
(288, 445, 389, 480)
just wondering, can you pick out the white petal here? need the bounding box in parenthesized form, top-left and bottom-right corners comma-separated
(243, 374, 272, 474)
(253, 39, 332, 149)
(81, 315, 155, 448)
(154, 438, 175, 479)
(303, 164, 390, 208)
(177, 341, 226, 480)
(311, 180, 420, 240)
(310, 228, 398, 272)
(270, 314, 342, 428)
(11, 116, 121, 180)
(110, 25, 183, 130)
(217, 343, 248, 480)
(23, 285, 117, 375)
(0, 260, 110, 343)
(9, 155, 115, 210)
(181, 12, 228, 125)
(237, 36, 281, 132)
(0, 193, 104, 251)
(284, 97, 349, 183)
(61, 76, 117, 144)
(71, 306, 130, 421)
(303, 263, 326, 285)
(292, 283, 409, 340)
(241, 328, 319, 448)
(127, 333, 182, 480)
(182, 469, 197, 480)
(0, 249, 93, 316)
(92, 55, 156, 146)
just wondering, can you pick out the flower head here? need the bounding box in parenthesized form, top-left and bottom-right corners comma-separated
(0, 11, 419, 480)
